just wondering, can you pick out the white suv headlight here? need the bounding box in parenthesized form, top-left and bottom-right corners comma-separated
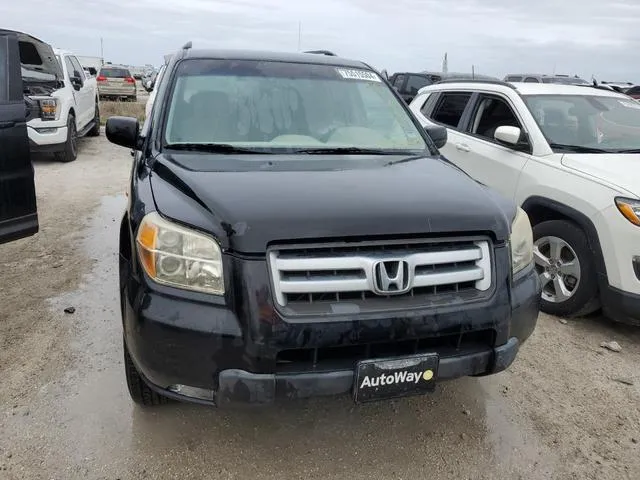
(136, 212, 224, 295)
(510, 207, 534, 275)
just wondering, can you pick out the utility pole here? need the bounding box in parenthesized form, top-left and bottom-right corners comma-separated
(100, 37, 104, 62)
(297, 22, 301, 51)
(472, 65, 475, 79)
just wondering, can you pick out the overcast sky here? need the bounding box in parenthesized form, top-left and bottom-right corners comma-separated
(3, 0, 639, 81)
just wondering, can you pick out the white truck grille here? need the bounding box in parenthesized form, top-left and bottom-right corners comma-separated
(268, 239, 492, 313)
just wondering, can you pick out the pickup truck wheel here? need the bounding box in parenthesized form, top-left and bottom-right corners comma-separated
(533, 220, 600, 317)
(123, 337, 168, 406)
(87, 103, 100, 137)
(54, 116, 78, 162)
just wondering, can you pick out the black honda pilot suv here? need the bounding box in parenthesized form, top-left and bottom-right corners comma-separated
(106, 45, 541, 407)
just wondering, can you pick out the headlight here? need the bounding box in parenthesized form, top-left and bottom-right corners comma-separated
(615, 197, 640, 226)
(510, 207, 534, 275)
(136, 212, 224, 295)
(39, 98, 59, 121)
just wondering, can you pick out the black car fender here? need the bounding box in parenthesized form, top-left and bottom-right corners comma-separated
(521, 196, 607, 282)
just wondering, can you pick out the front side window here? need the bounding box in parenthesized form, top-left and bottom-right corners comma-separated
(163, 60, 427, 153)
(430, 92, 473, 128)
(523, 94, 640, 152)
(524, 77, 540, 83)
(64, 57, 75, 80)
(469, 95, 523, 141)
(506, 76, 523, 82)
(70, 57, 85, 79)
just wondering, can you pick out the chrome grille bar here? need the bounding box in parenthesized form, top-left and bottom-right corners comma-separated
(269, 240, 493, 307)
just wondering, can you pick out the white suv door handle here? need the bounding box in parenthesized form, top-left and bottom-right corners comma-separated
(455, 143, 471, 152)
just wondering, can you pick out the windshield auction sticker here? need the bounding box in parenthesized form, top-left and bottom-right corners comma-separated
(336, 68, 382, 82)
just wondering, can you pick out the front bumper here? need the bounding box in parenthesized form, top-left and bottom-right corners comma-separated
(212, 338, 519, 406)
(27, 125, 68, 149)
(122, 253, 540, 406)
(601, 284, 640, 326)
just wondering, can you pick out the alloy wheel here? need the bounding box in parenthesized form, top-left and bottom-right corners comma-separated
(533, 235, 581, 303)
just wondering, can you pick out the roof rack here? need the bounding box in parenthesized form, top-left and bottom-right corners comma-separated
(303, 50, 337, 56)
(434, 78, 517, 89)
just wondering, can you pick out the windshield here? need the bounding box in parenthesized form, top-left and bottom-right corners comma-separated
(163, 59, 427, 153)
(523, 94, 640, 152)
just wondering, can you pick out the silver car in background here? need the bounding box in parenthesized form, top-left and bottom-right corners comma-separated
(97, 66, 137, 101)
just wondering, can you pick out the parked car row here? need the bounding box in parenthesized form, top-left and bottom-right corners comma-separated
(2, 33, 638, 411)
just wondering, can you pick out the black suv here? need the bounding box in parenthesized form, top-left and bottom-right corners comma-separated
(106, 46, 541, 407)
(389, 71, 500, 104)
(0, 30, 39, 245)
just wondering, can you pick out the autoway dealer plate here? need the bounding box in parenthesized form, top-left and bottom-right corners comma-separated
(353, 353, 439, 404)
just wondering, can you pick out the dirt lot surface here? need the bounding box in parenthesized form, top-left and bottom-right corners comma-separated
(0, 134, 638, 480)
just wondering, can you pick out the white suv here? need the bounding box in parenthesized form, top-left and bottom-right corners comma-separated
(409, 81, 640, 325)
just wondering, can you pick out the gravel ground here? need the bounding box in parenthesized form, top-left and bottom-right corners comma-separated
(0, 133, 638, 480)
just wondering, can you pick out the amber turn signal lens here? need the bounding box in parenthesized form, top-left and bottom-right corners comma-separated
(615, 198, 640, 227)
(136, 221, 158, 277)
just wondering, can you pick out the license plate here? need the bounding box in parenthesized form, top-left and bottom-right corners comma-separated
(353, 354, 439, 404)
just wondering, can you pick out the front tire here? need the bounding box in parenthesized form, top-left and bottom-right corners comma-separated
(54, 115, 78, 162)
(124, 338, 168, 406)
(533, 220, 599, 317)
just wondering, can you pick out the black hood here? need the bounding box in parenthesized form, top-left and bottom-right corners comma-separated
(149, 154, 515, 254)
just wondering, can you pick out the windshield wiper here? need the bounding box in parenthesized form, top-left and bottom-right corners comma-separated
(292, 147, 398, 155)
(383, 155, 428, 167)
(548, 143, 608, 153)
(610, 148, 640, 153)
(164, 143, 272, 154)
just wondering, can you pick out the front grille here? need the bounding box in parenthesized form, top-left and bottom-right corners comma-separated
(275, 329, 495, 373)
(268, 238, 493, 315)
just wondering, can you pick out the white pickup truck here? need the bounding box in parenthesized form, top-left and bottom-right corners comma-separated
(18, 31, 100, 162)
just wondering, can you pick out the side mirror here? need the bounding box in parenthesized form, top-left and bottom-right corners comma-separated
(106, 116, 140, 149)
(494, 126, 531, 152)
(70, 75, 83, 90)
(494, 126, 523, 145)
(425, 124, 448, 149)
